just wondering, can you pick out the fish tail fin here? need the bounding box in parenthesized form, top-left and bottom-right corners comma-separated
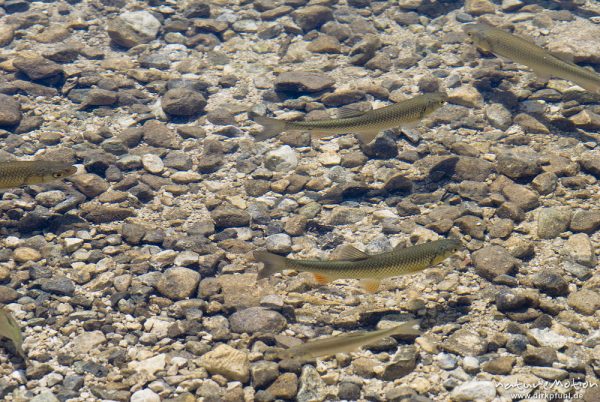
(390, 320, 421, 337)
(249, 112, 287, 140)
(254, 250, 287, 279)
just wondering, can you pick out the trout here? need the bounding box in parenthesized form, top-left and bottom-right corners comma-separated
(0, 160, 76, 189)
(276, 320, 421, 361)
(464, 23, 600, 95)
(251, 92, 447, 143)
(254, 239, 462, 292)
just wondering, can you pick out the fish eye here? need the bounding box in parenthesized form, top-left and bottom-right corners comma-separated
(52, 172, 62, 178)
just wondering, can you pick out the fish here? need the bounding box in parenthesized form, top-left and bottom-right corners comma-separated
(0, 307, 26, 360)
(254, 238, 463, 293)
(250, 92, 447, 143)
(0, 160, 77, 190)
(463, 23, 600, 95)
(276, 320, 421, 361)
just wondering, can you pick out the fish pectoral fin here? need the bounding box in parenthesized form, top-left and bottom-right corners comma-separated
(360, 278, 381, 293)
(312, 272, 332, 285)
(355, 129, 380, 144)
(337, 107, 367, 119)
(335, 245, 369, 261)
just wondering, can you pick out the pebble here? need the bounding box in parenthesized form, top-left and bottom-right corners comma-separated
(565, 233, 596, 267)
(443, 329, 487, 356)
(131, 389, 160, 402)
(264, 145, 298, 171)
(12, 53, 64, 81)
(141, 154, 164, 174)
(532, 271, 568, 297)
(266, 373, 298, 399)
(569, 210, 600, 233)
(485, 103, 512, 130)
(450, 380, 496, 401)
(537, 207, 571, 239)
(274, 71, 335, 94)
(70, 174, 110, 198)
(199, 344, 250, 382)
(229, 307, 286, 334)
(496, 149, 541, 179)
(523, 346, 557, 366)
(107, 11, 161, 48)
(211, 205, 251, 228)
(251, 361, 279, 388)
(0, 94, 22, 127)
(567, 289, 600, 315)
(292, 6, 334, 32)
(265, 233, 292, 254)
(161, 88, 207, 116)
(156, 267, 200, 300)
(13, 247, 41, 263)
(472, 246, 519, 280)
(297, 365, 326, 402)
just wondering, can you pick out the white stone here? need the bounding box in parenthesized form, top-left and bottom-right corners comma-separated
(142, 154, 164, 174)
(265, 145, 298, 172)
(131, 389, 160, 402)
(450, 380, 496, 401)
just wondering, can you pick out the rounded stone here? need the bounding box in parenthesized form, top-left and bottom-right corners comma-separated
(229, 307, 286, 334)
(161, 88, 207, 116)
(156, 267, 200, 300)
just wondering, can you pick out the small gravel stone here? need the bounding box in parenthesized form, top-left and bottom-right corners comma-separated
(266, 373, 298, 399)
(496, 149, 541, 179)
(70, 174, 109, 198)
(143, 120, 180, 149)
(569, 210, 600, 233)
(297, 365, 326, 402)
(502, 183, 539, 211)
(523, 346, 557, 366)
(443, 329, 487, 356)
(13, 247, 41, 263)
(131, 389, 160, 402)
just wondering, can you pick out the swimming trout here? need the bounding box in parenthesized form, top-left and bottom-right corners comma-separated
(0, 307, 26, 360)
(464, 23, 600, 95)
(276, 320, 421, 361)
(254, 239, 462, 292)
(251, 92, 447, 143)
(0, 160, 77, 189)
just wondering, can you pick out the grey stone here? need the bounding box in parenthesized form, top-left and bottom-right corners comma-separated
(142, 120, 180, 149)
(568, 289, 600, 315)
(570, 210, 600, 233)
(450, 380, 496, 401)
(229, 307, 286, 334)
(443, 329, 487, 356)
(497, 149, 541, 179)
(264, 145, 298, 171)
(532, 271, 569, 297)
(472, 246, 519, 280)
(297, 365, 326, 402)
(485, 103, 512, 130)
(565, 233, 596, 267)
(156, 267, 200, 300)
(211, 205, 250, 228)
(537, 207, 571, 239)
(292, 6, 333, 32)
(274, 71, 334, 94)
(161, 88, 207, 116)
(40, 276, 76, 296)
(0, 94, 22, 127)
(107, 11, 161, 48)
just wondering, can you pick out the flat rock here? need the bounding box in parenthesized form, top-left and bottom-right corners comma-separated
(107, 11, 161, 48)
(569, 210, 600, 233)
(69, 331, 107, 354)
(567, 289, 600, 315)
(13, 53, 63, 81)
(292, 6, 333, 32)
(443, 329, 487, 356)
(143, 120, 180, 149)
(472, 245, 519, 280)
(274, 71, 334, 94)
(0, 94, 22, 127)
(229, 307, 286, 334)
(537, 207, 571, 239)
(565, 233, 596, 267)
(156, 267, 200, 300)
(161, 88, 207, 116)
(450, 380, 496, 401)
(199, 344, 249, 382)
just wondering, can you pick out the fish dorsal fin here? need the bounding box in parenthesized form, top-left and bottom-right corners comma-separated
(337, 107, 367, 119)
(335, 245, 369, 261)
